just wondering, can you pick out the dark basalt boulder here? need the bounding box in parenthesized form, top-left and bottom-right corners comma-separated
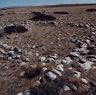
(30, 13, 56, 21)
(86, 8, 96, 12)
(4, 24, 28, 34)
(54, 11, 69, 14)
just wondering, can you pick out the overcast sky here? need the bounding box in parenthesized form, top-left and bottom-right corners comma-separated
(0, 0, 96, 8)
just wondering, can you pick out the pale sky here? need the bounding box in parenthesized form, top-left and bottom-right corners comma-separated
(0, 0, 96, 8)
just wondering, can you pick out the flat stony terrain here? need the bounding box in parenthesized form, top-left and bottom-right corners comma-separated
(0, 4, 96, 95)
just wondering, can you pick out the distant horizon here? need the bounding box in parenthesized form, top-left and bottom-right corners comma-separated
(0, 0, 96, 8)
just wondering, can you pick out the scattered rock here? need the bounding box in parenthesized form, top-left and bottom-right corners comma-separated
(46, 71, 57, 81)
(65, 57, 73, 64)
(54, 11, 69, 15)
(52, 69, 62, 76)
(23, 89, 31, 95)
(30, 13, 56, 21)
(86, 8, 96, 12)
(55, 59, 62, 64)
(78, 61, 93, 70)
(39, 56, 46, 62)
(42, 67, 47, 71)
(17, 92, 24, 95)
(73, 71, 81, 78)
(69, 52, 80, 58)
(4, 24, 28, 34)
(81, 78, 88, 84)
(64, 85, 70, 91)
(56, 64, 64, 71)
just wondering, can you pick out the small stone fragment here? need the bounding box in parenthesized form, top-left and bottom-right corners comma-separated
(64, 85, 70, 91)
(52, 69, 62, 76)
(46, 71, 57, 81)
(56, 64, 64, 71)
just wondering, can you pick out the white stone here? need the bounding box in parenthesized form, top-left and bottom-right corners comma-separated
(41, 63, 46, 66)
(89, 58, 96, 62)
(46, 71, 57, 80)
(86, 39, 91, 45)
(52, 69, 62, 76)
(78, 61, 93, 70)
(61, 60, 68, 65)
(81, 78, 88, 84)
(20, 71, 25, 77)
(20, 62, 27, 66)
(55, 59, 62, 64)
(73, 71, 81, 78)
(35, 52, 39, 56)
(17, 92, 24, 95)
(56, 64, 64, 71)
(0, 48, 6, 54)
(3, 44, 8, 48)
(47, 58, 54, 63)
(50, 54, 58, 59)
(81, 43, 87, 48)
(69, 52, 80, 57)
(64, 85, 70, 91)
(42, 67, 47, 71)
(25, 58, 30, 62)
(65, 57, 72, 64)
(8, 51, 14, 56)
(71, 85, 77, 91)
(40, 56, 46, 62)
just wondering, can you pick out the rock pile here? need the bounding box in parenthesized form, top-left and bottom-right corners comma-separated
(18, 22, 96, 95)
(65, 22, 94, 29)
(0, 42, 29, 64)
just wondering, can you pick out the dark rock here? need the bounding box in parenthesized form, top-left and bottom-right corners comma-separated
(4, 24, 28, 34)
(86, 8, 96, 12)
(30, 13, 56, 21)
(54, 11, 69, 14)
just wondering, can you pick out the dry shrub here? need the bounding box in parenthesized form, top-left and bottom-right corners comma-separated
(21, 64, 42, 79)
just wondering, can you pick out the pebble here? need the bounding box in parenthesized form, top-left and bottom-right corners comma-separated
(65, 57, 72, 64)
(17, 92, 24, 95)
(8, 51, 14, 56)
(0, 48, 6, 54)
(64, 85, 70, 91)
(79, 58, 87, 63)
(89, 58, 96, 62)
(49, 54, 58, 59)
(73, 71, 81, 78)
(81, 43, 87, 48)
(24, 89, 31, 95)
(20, 71, 25, 77)
(46, 71, 57, 81)
(41, 63, 46, 66)
(24, 58, 30, 62)
(56, 64, 64, 71)
(12, 55, 21, 59)
(71, 85, 77, 91)
(85, 39, 91, 45)
(46, 57, 54, 63)
(61, 60, 68, 65)
(78, 61, 93, 70)
(20, 62, 27, 66)
(52, 69, 62, 76)
(69, 52, 80, 57)
(81, 78, 88, 84)
(55, 59, 62, 64)
(35, 52, 39, 56)
(42, 67, 47, 71)
(40, 56, 46, 62)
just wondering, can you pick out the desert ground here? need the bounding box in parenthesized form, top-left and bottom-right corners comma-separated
(0, 4, 96, 95)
